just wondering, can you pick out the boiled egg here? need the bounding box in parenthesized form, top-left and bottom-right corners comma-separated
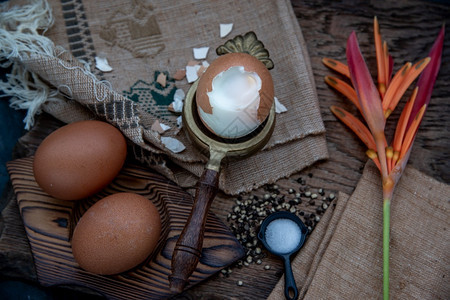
(196, 52, 274, 139)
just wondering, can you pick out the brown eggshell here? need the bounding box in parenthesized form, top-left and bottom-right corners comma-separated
(71, 193, 162, 275)
(196, 52, 274, 134)
(33, 120, 127, 201)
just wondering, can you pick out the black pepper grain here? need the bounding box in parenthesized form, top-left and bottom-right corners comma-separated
(226, 181, 337, 271)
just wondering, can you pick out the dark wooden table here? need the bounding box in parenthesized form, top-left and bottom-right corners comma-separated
(1, 1, 448, 299)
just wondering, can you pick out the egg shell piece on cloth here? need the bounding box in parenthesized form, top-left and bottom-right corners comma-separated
(2, 0, 328, 195)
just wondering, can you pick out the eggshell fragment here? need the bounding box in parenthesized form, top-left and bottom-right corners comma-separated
(71, 193, 161, 275)
(193, 47, 210, 60)
(196, 52, 274, 138)
(95, 56, 113, 72)
(186, 65, 200, 83)
(168, 88, 185, 113)
(173, 69, 186, 81)
(151, 120, 171, 133)
(161, 136, 186, 153)
(156, 73, 167, 87)
(220, 23, 233, 38)
(274, 96, 288, 113)
(33, 120, 127, 201)
(177, 116, 183, 128)
(174, 88, 185, 102)
(197, 61, 210, 77)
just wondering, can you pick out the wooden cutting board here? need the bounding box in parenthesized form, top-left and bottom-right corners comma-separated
(6, 157, 244, 299)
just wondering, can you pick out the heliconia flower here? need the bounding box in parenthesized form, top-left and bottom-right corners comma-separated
(322, 18, 444, 300)
(346, 31, 390, 178)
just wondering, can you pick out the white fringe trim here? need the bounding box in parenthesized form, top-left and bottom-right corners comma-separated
(1, 64, 64, 130)
(0, 0, 116, 129)
(0, 0, 55, 61)
(0, 0, 57, 129)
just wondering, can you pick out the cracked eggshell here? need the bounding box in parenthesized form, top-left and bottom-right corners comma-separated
(196, 53, 274, 138)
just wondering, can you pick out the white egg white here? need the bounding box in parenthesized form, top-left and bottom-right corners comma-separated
(199, 66, 262, 138)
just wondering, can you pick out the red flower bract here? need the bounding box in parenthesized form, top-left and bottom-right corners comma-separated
(347, 31, 385, 138)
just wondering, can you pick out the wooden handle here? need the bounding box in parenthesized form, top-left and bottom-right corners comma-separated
(169, 168, 220, 293)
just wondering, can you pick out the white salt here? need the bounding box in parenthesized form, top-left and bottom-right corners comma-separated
(265, 218, 302, 254)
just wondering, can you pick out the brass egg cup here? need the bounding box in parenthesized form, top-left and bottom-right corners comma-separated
(169, 79, 276, 292)
(183, 79, 276, 170)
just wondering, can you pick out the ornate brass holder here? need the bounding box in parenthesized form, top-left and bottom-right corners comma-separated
(169, 80, 276, 292)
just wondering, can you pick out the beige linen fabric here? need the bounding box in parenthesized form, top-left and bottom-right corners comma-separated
(269, 162, 450, 299)
(5, 0, 328, 194)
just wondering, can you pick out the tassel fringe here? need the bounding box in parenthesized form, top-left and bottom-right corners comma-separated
(1, 0, 63, 129)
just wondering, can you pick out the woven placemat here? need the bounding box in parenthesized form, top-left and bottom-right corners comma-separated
(1, 0, 328, 195)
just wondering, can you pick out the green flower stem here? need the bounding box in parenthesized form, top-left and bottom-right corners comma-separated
(383, 198, 391, 300)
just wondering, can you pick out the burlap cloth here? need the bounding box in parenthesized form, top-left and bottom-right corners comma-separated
(2, 0, 328, 195)
(268, 162, 449, 299)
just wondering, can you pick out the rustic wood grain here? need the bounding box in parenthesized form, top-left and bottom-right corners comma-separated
(1, 1, 449, 299)
(6, 157, 244, 299)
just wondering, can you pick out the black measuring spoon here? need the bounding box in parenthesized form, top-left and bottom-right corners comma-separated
(258, 211, 307, 300)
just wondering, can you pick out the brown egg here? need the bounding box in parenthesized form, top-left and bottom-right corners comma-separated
(71, 193, 161, 275)
(196, 52, 274, 138)
(33, 120, 127, 201)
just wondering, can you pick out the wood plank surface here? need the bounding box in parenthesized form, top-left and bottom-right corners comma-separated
(6, 157, 244, 299)
(1, 0, 448, 299)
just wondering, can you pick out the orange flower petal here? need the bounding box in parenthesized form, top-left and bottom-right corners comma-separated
(325, 76, 361, 112)
(383, 41, 391, 86)
(399, 105, 426, 160)
(322, 58, 351, 78)
(387, 57, 430, 114)
(374, 17, 387, 98)
(392, 87, 418, 153)
(330, 106, 376, 150)
(382, 62, 411, 113)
